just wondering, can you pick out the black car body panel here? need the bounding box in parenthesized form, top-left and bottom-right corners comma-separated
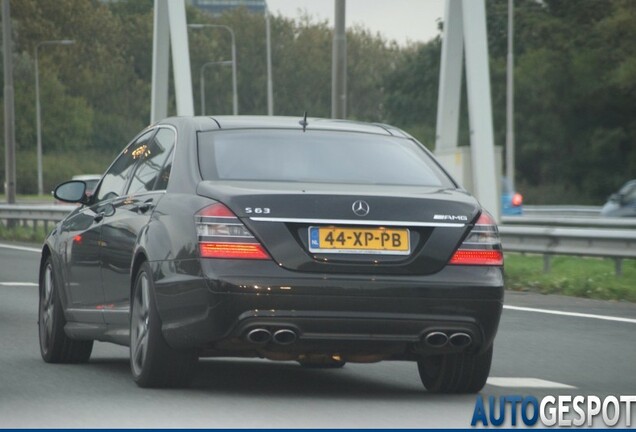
(196, 181, 479, 275)
(150, 257, 503, 354)
(41, 116, 504, 390)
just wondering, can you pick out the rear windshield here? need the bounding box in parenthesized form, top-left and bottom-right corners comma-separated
(197, 129, 454, 187)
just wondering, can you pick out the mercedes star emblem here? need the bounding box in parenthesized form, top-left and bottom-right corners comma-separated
(352, 200, 370, 217)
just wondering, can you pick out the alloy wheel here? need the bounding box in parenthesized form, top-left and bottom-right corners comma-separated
(131, 272, 150, 377)
(39, 264, 55, 354)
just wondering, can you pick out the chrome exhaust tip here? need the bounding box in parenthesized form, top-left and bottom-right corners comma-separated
(272, 329, 297, 345)
(424, 331, 449, 348)
(246, 328, 272, 344)
(449, 332, 472, 348)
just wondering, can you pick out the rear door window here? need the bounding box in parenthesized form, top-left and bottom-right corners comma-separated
(126, 128, 176, 194)
(96, 130, 155, 202)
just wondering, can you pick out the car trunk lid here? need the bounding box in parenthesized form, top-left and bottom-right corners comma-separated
(196, 181, 480, 275)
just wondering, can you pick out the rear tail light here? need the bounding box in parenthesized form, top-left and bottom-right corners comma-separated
(512, 193, 523, 207)
(196, 203, 270, 260)
(449, 211, 503, 266)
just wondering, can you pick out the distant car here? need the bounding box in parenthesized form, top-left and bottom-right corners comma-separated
(71, 174, 101, 197)
(501, 177, 523, 216)
(601, 180, 636, 217)
(40, 116, 503, 392)
(54, 174, 101, 205)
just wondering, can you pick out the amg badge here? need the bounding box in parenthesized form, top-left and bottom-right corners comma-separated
(434, 214, 468, 221)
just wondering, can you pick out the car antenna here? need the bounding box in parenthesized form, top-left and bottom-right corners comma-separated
(299, 111, 308, 132)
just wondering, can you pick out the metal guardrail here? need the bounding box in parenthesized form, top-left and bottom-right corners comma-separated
(502, 215, 636, 229)
(1, 204, 634, 275)
(501, 212, 636, 273)
(499, 226, 636, 275)
(522, 205, 602, 217)
(0, 204, 75, 231)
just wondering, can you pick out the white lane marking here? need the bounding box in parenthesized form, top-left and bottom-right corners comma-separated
(487, 377, 576, 389)
(0, 282, 38, 287)
(0, 243, 41, 253)
(503, 305, 636, 325)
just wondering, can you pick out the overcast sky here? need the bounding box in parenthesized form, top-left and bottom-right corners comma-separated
(267, 0, 445, 46)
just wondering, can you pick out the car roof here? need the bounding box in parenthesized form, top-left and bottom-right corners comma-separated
(72, 174, 101, 181)
(161, 116, 410, 138)
(619, 180, 636, 193)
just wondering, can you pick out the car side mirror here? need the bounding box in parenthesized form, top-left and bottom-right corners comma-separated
(54, 180, 88, 204)
(100, 202, 116, 217)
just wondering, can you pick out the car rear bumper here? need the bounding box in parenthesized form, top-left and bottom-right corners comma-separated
(151, 259, 504, 359)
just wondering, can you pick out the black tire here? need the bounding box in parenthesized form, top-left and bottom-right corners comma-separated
(417, 346, 493, 394)
(38, 257, 93, 363)
(130, 262, 197, 388)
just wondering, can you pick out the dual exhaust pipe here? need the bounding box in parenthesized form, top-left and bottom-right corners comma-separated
(247, 327, 471, 349)
(246, 328, 297, 345)
(423, 331, 472, 349)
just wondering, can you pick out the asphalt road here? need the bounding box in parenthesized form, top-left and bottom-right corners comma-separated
(1, 243, 635, 428)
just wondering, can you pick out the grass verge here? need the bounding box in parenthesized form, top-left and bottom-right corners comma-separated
(0, 223, 48, 244)
(504, 253, 636, 302)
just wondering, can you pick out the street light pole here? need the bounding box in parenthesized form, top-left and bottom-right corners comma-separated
(505, 0, 515, 190)
(229, 28, 238, 115)
(35, 39, 75, 196)
(3, 0, 16, 205)
(265, 6, 274, 115)
(331, 0, 347, 119)
(200, 61, 232, 115)
(189, 24, 238, 115)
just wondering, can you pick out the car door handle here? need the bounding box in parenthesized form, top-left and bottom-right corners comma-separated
(93, 212, 105, 223)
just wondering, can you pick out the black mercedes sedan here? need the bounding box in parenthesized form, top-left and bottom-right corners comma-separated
(40, 116, 503, 392)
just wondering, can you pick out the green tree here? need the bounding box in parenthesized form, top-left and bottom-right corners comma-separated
(383, 0, 636, 204)
(383, 40, 441, 146)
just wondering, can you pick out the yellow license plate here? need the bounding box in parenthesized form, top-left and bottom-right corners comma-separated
(308, 226, 410, 255)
